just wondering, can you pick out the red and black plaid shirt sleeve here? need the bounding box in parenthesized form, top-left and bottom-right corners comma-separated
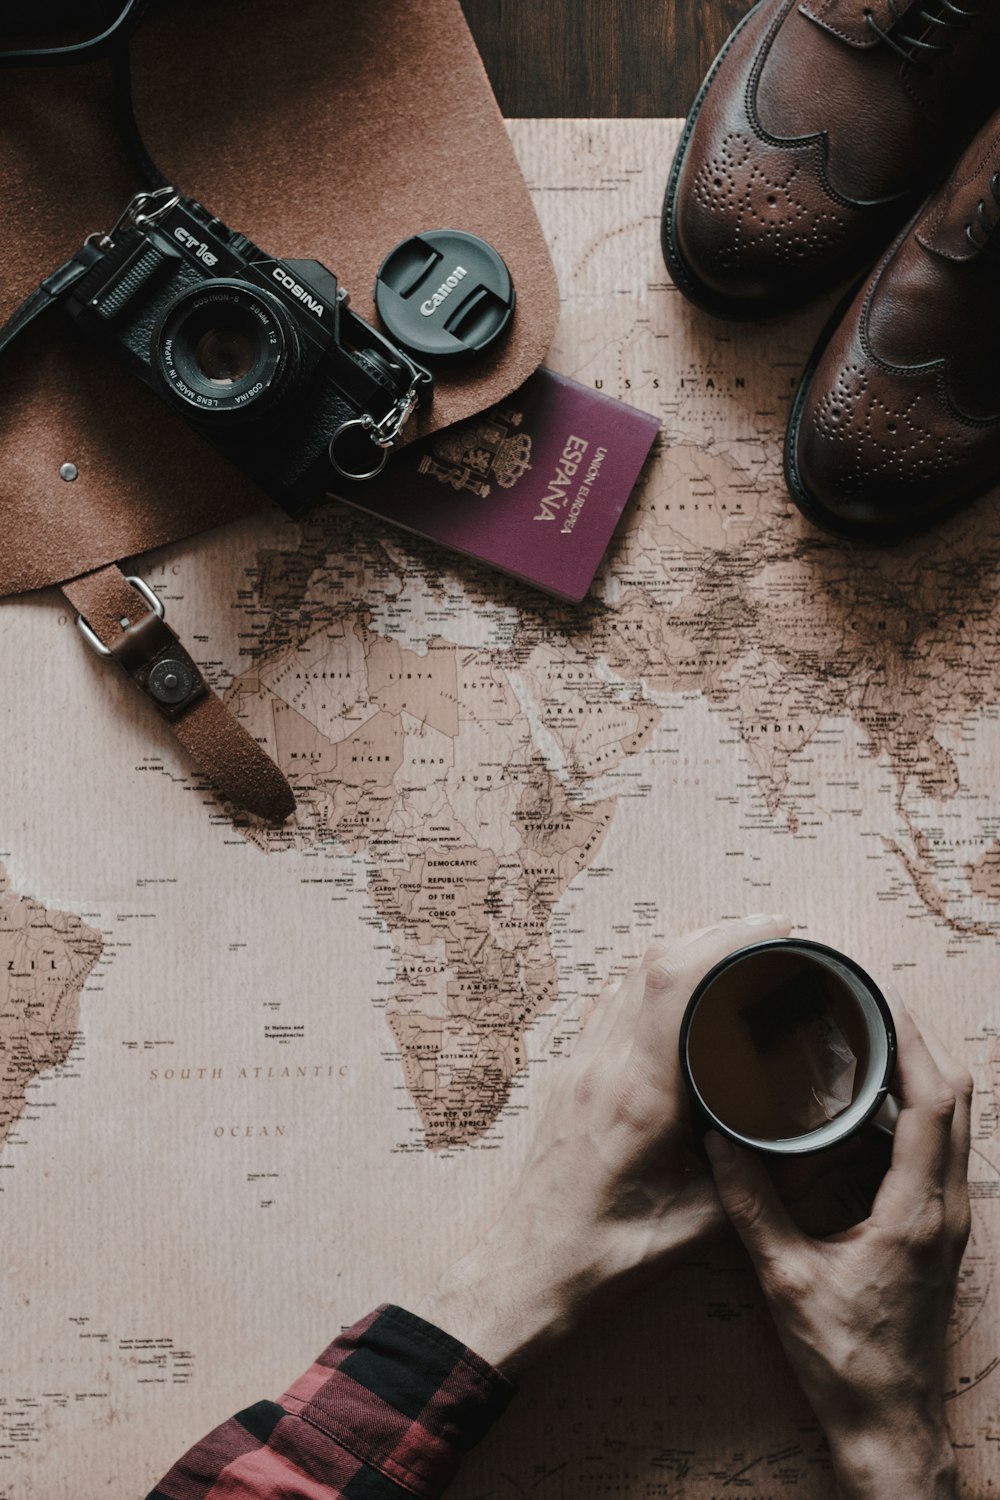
(146, 1304, 515, 1500)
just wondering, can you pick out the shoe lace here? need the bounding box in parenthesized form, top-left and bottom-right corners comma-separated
(965, 171, 1000, 255)
(863, 0, 982, 65)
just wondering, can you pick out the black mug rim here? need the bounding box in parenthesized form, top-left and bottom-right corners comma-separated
(678, 937, 898, 1156)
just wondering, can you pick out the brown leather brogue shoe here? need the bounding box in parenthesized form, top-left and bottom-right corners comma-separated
(785, 108, 1000, 537)
(662, 0, 1000, 319)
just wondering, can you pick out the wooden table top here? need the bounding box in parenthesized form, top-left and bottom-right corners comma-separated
(460, 0, 747, 117)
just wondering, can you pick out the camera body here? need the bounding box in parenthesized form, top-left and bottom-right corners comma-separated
(65, 190, 432, 514)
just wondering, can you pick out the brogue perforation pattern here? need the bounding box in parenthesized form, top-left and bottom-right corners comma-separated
(811, 361, 974, 490)
(690, 131, 849, 270)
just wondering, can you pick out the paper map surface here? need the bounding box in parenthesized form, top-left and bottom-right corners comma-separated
(2, 120, 1000, 1498)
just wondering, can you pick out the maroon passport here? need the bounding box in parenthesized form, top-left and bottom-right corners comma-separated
(334, 367, 661, 601)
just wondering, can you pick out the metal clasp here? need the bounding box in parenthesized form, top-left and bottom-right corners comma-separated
(359, 343, 429, 453)
(362, 384, 419, 451)
(76, 574, 165, 657)
(330, 360, 424, 481)
(84, 185, 179, 253)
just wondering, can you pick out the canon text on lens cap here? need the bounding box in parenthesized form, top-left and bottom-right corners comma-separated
(374, 229, 515, 362)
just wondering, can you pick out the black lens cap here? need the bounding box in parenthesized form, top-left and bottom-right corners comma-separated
(374, 229, 515, 363)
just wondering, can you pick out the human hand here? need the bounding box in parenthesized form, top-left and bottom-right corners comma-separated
(706, 999, 972, 1500)
(415, 912, 791, 1374)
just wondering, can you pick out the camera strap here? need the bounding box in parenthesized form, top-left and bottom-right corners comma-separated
(1, 3, 170, 194)
(0, 1, 153, 68)
(62, 566, 296, 823)
(0, 246, 101, 357)
(0, 12, 297, 824)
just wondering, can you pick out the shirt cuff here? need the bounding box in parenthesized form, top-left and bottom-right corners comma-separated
(279, 1303, 517, 1497)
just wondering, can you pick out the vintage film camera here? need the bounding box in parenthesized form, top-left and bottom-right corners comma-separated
(66, 187, 433, 514)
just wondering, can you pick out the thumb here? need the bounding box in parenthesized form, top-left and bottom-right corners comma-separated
(705, 1131, 800, 1270)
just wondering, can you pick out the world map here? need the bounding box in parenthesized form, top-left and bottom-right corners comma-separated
(2, 119, 1000, 1499)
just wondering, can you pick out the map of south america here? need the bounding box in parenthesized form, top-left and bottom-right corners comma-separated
(0, 867, 103, 1149)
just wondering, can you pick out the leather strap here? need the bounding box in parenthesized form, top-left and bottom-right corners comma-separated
(0, 5, 165, 367)
(62, 563, 295, 822)
(0, 242, 104, 359)
(0, 1, 154, 69)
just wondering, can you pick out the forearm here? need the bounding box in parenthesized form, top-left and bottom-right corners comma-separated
(415, 1233, 585, 1376)
(414, 1182, 714, 1378)
(829, 1420, 957, 1500)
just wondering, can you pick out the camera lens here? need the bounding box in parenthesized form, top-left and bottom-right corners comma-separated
(154, 280, 299, 420)
(194, 327, 258, 386)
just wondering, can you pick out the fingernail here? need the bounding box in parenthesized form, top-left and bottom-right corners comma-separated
(746, 911, 789, 927)
(704, 1130, 736, 1166)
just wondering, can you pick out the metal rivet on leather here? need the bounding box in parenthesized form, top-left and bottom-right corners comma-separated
(148, 657, 196, 706)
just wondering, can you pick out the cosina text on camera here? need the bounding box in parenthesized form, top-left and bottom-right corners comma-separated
(65, 188, 432, 513)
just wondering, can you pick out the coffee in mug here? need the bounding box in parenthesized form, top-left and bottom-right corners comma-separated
(679, 939, 896, 1156)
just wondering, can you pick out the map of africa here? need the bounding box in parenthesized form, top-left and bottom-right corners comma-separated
(2, 120, 999, 1498)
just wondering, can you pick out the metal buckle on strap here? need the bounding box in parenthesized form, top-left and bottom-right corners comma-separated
(76, 574, 164, 656)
